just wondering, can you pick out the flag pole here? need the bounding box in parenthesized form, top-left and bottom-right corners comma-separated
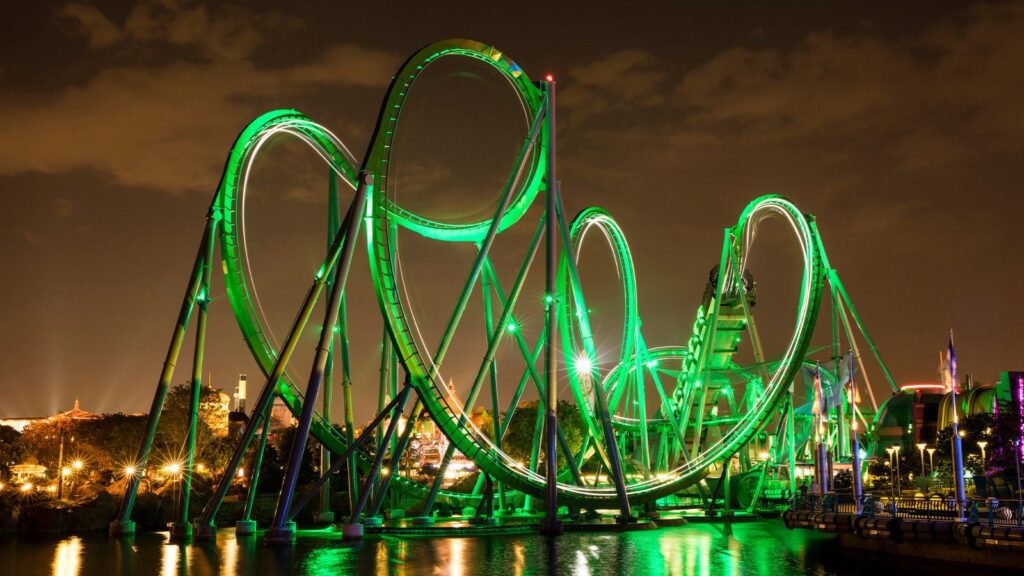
(948, 329, 966, 521)
(849, 351, 863, 513)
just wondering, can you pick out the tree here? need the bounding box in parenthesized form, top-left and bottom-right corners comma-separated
(19, 419, 79, 475)
(499, 400, 585, 469)
(832, 469, 853, 492)
(154, 383, 233, 473)
(75, 413, 148, 472)
(991, 397, 1024, 480)
(935, 412, 997, 477)
(271, 425, 320, 486)
(0, 425, 24, 476)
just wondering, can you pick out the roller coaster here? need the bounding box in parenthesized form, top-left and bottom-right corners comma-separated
(108, 39, 898, 541)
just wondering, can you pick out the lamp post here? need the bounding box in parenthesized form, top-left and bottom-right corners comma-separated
(847, 353, 863, 513)
(926, 448, 936, 475)
(893, 445, 902, 495)
(916, 443, 927, 476)
(1014, 439, 1022, 500)
(886, 447, 895, 496)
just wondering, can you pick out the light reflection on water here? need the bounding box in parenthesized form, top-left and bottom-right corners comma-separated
(8, 520, 904, 576)
(52, 535, 82, 576)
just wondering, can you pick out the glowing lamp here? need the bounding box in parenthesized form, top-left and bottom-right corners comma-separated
(72, 460, 83, 470)
(124, 466, 137, 477)
(62, 467, 72, 477)
(574, 354, 593, 376)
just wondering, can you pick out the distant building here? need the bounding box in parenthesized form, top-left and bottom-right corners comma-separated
(233, 374, 247, 413)
(0, 399, 100, 432)
(873, 371, 1022, 452)
(270, 397, 296, 431)
(9, 463, 46, 483)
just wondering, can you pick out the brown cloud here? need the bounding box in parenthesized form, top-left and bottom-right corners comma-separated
(671, 2, 1024, 173)
(560, 49, 665, 125)
(58, 3, 123, 48)
(0, 2, 400, 193)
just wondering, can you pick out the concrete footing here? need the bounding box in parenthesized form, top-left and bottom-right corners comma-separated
(314, 511, 335, 524)
(469, 515, 499, 526)
(235, 520, 258, 535)
(363, 516, 383, 528)
(264, 521, 296, 544)
(460, 506, 476, 516)
(540, 517, 563, 535)
(109, 520, 136, 536)
(168, 522, 193, 541)
(342, 523, 364, 540)
(192, 522, 217, 542)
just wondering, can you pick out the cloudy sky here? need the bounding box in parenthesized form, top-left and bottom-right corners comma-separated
(1, 1, 1021, 420)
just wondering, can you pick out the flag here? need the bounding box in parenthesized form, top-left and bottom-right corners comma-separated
(947, 330, 958, 393)
(845, 352, 860, 405)
(811, 362, 823, 415)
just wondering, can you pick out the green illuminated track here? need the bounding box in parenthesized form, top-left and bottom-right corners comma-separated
(214, 39, 831, 507)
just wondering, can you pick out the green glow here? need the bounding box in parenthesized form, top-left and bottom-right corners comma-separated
(202, 39, 831, 507)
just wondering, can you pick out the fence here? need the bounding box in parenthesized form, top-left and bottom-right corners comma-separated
(789, 492, 1024, 528)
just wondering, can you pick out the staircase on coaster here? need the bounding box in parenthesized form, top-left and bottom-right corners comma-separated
(662, 265, 761, 509)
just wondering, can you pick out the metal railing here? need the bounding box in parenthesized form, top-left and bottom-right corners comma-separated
(789, 493, 1024, 528)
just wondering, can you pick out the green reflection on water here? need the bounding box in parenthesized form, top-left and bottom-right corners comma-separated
(23, 521, 855, 576)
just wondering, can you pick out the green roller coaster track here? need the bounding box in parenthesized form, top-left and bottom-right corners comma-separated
(112, 39, 898, 537)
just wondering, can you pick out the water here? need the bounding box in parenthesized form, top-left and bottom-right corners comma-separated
(0, 521, 952, 575)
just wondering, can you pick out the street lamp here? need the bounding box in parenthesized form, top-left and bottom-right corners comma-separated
(892, 445, 902, 495)
(1014, 439, 1022, 500)
(916, 443, 927, 476)
(574, 354, 593, 376)
(926, 448, 936, 475)
(977, 441, 988, 468)
(886, 447, 896, 496)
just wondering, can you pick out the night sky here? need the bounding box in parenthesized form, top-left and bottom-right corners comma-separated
(1, 1, 1022, 421)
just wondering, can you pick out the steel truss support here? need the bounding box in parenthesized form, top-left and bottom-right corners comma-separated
(346, 382, 413, 536)
(285, 385, 409, 524)
(368, 398, 423, 519)
(111, 211, 218, 536)
(541, 78, 562, 535)
(236, 401, 272, 534)
(194, 173, 371, 540)
(553, 186, 633, 523)
(317, 169, 342, 524)
(171, 210, 217, 541)
(266, 171, 370, 543)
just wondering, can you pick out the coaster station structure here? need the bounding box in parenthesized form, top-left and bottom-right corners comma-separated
(108, 39, 896, 541)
